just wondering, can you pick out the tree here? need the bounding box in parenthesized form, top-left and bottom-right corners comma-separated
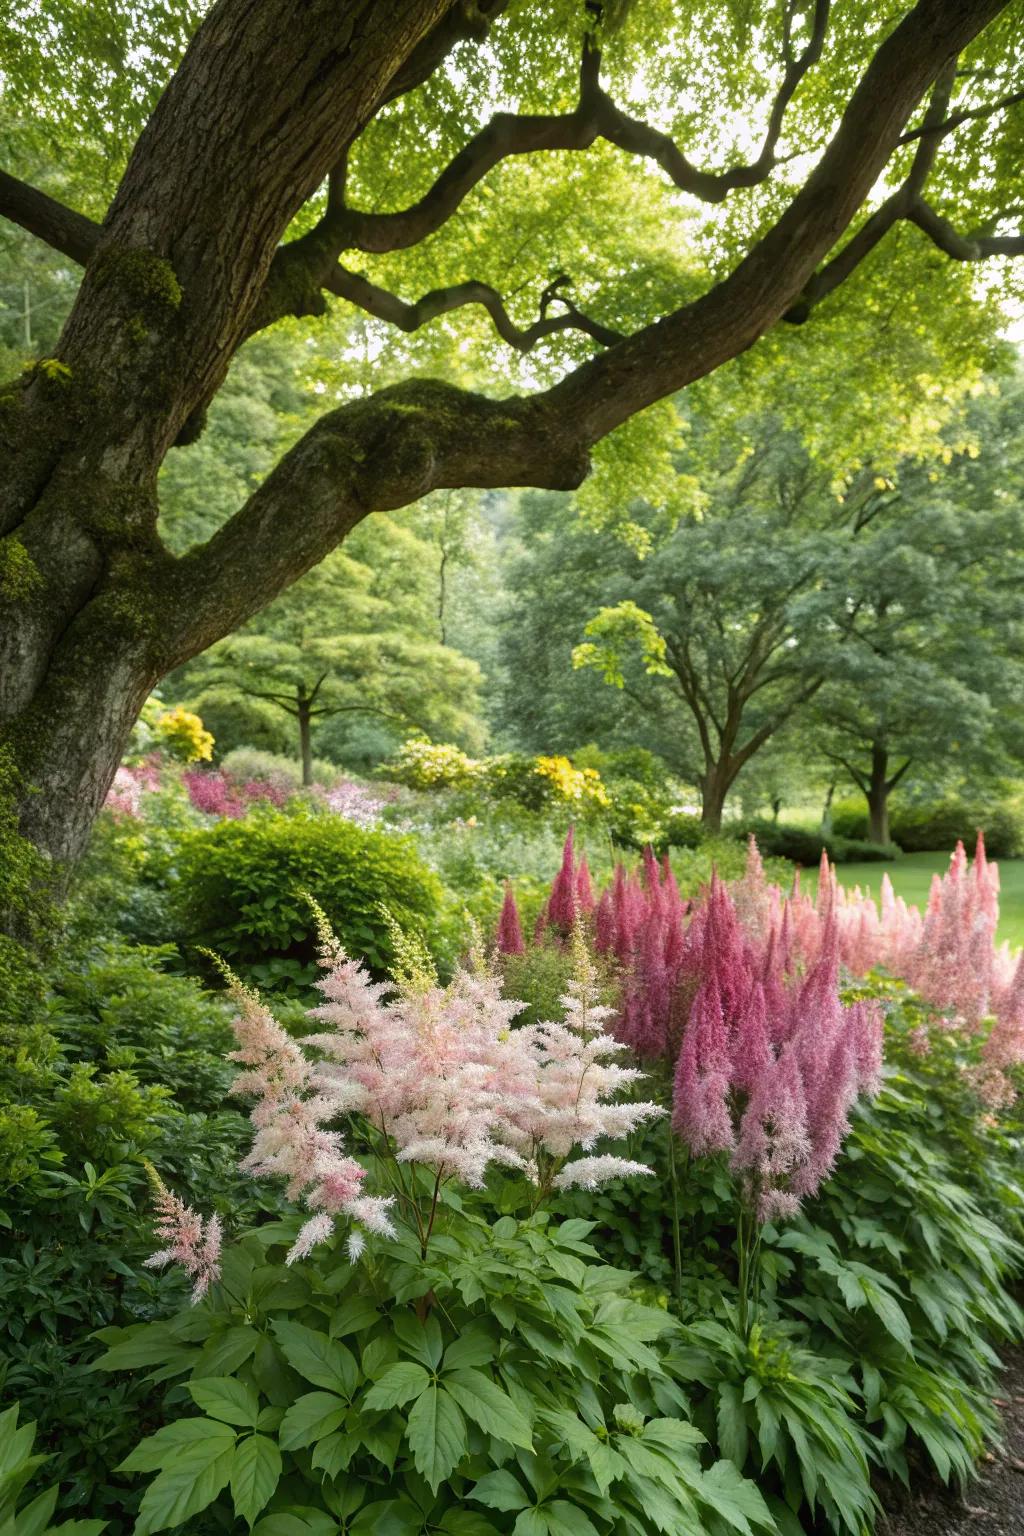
(573, 416, 869, 830)
(180, 539, 484, 783)
(1, 0, 1022, 876)
(810, 381, 1024, 841)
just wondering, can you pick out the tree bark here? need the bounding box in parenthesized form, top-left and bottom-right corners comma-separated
(866, 742, 891, 845)
(298, 694, 314, 788)
(700, 764, 731, 835)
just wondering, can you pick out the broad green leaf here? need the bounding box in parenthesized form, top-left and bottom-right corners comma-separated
(231, 1433, 282, 1526)
(406, 1384, 467, 1493)
(701, 1459, 776, 1534)
(134, 1441, 235, 1534)
(5, 1485, 56, 1536)
(543, 1501, 601, 1536)
(278, 1392, 347, 1451)
(468, 1469, 531, 1512)
(442, 1368, 533, 1449)
(512, 1513, 547, 1536)
(189, 1377, 260, 1428)
(363, 1361, 430, 1411)
(272, 1320, 358, 1396)
(716, 1382, 749, 1468)
(195, 1325, 260, 1377)
(442, 1326, 496, 1370)
(393, 1312, 444, 1368)
(117, 1417, 233, 1473)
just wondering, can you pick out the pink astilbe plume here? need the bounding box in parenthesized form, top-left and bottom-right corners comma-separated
(546, 826, 580, 932)
(143, 1164, 222, 1301)
(495, 882, 526, 956)
(218, 956, 393, 1263)
(610, 848, 690, 1059)
(670, 877, 883, 1220)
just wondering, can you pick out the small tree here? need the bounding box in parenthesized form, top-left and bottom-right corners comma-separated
(182, 542, 483, 783)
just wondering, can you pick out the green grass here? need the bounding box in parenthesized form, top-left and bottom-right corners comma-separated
(804, 850, 1024, 951)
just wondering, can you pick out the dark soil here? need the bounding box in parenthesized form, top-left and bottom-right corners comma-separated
(882, 1350, 1024, 1536)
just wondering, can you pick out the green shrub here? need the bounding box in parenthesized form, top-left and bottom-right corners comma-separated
(740, 819, 900, 866)
(829, 799, 869, 840)
(99, 1211, 774, 1536)
(0, 1400, 106, 1534)
(484, 750, 611, 814)
(664, 811, 706, 849)
(889, 796, 1024, 857)
(0, 941, 276, 1530)
(176, 809, 445, 990)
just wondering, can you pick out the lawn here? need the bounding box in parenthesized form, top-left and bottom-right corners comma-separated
(804, 850, 1024, 950)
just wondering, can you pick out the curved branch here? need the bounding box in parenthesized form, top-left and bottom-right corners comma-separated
(150, 0, 1010, 670)
(897, 84, 1024, 143)
(908, 199, 1024, 259)
(0, 169, 100, 265)
(346, 9, 831, 255)
(783, 61, 957, 322)
(325, 264, 623, 350)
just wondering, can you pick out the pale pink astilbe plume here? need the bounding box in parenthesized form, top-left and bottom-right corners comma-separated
(732, 835, 782, 945)
(310, 931, 535, 1188)
(495, 882, 526, 956)
(221, 960, 392, 1263)
(514, 930, 661, 1184)
(986, 949, 1024, 1073)
(143, 1165, 223, 1301)
(731, 1046, 810, 1221)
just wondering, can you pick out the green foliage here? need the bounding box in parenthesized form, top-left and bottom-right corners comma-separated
(176, 810, 445, 990)
(0, 940, 276, 1530)
(100, 1209, 774, 1536)
(0, 1400, 107, 1535)
(741, 820, 901, 867)
(888, 796, 1024, 858)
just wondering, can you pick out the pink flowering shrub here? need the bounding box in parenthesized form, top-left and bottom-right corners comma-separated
(184, 767, 291, 819)
(315, 778, 385, 827)
(736, 832, 1024, 1105)
(147, 915, 659, 1289)
(103, 755, 162, 819)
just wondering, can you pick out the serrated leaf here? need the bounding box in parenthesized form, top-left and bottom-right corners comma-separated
(363, 1361, 430, 1411)
(134, 1441, 234, 1534)
(543, 1500, 601, 1536)
(278, 1392, 346, 1451)
(442, 1368, 532, 1449)
(117, 1417, 233, 1473)
(189, 1377, 260, 1428)
(406, 1384, 467, 1493)
(230, 1433, 281, 1526)
(469, 1469, 531, 1511)
(272, 1320, 358, 1396)
(716, 1382, 749, 1468)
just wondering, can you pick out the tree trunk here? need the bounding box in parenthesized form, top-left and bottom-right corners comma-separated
(700, 765, 730, 835)
(298, 696, 314, 787)
(866, 742, 890, 845)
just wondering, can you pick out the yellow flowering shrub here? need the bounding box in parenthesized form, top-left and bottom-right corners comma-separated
(155, 706, 214, 764)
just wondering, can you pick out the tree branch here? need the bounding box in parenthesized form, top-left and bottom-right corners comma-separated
(907, 199, 1024, 259)
(151, 0, 1011, 668)
(325, 265, 623, 351)
(0, 169, 100, 266)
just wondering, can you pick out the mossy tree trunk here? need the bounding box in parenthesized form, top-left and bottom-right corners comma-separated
(0, 0, 1009, 881)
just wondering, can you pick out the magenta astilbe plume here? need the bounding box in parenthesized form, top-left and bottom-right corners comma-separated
(594, 888, 616, 955)
(576, 854, 595, 915)
(547, 827, 580, 932)
(613, 847, 691, 1059)
(495, 882, 526, 956)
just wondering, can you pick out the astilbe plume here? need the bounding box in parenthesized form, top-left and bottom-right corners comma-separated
(672, 877, 883, 1221)
(731, 832, 1022, 1107)
(184, 768, 290, 819)
(495, 882, 525, 956)
(143, 1164, 223, 1301)
(103, 755, 162, 819)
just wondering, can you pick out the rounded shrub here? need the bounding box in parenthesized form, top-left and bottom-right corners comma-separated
(176, 809, 444, 989)
(890, 797, 1024, 857)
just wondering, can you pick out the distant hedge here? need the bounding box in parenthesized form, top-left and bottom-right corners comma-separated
(739, 818, 901, 867)
(177, 810, 443, 991)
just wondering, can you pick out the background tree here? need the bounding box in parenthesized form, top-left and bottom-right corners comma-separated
(1, 0, 1022, 875)
(177, 527, 485, 782)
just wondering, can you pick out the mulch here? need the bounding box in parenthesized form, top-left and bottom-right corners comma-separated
(881, 1350, 1024, 1536)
